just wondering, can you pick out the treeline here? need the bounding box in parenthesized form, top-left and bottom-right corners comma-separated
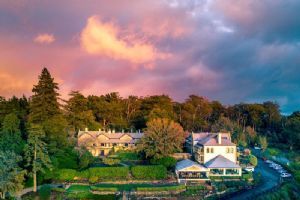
(0, 68, 299, 150)
(0, 67, 300, 198)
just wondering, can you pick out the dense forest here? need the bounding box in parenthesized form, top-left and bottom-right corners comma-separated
(0, 67, 300, 198)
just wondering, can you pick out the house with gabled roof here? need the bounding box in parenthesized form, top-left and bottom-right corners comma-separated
(176, 132, 241, 183)
(77, 128, 143, 156)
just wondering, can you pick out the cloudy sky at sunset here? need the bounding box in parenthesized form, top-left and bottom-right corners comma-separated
(0, 0, 299, 113)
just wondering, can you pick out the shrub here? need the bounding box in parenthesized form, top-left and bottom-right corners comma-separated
(78, 150, 94, 170)
(249, 155, 258, 167)
(242, 172, 253, 180)
(89, 176, 99, 183)
(102, 158, 121, 166)
(75, 170, 90, 180)
(131, 165, 167, 180)
(150, 156, 177, 169)
(88, 167, 129, 180)
(56, 169, 77, 181)
(51, 187, 65, 193)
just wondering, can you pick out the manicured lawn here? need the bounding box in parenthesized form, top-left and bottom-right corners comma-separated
(94, 183, 177, 191)
(67, 185, 116, 200)
(114, 151, 140, 161)
(67, 185, 90, 193)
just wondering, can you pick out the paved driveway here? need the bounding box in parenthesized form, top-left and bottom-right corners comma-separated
(227, 158, 280, 200)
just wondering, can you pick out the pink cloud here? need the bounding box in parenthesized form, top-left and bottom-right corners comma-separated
(34, 33, 55, 44)
(80, 16, 170, 64)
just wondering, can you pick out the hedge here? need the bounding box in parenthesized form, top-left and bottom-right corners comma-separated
(56, 169, 77, 181)
(88, 167, 129, 181)
(150, 156, 177, 169)
(131, 165, 167, 180)
(242, 172, 253, 180)
(137, 185, 185, 192)
(90, 186, 118, 192)
(51, 187, 65, 193)
(210, 176, 241, 180)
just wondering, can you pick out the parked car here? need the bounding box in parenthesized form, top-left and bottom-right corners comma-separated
(265, 160, 273, 164)
(277, 169, 287, 174)
(244, 166, 255, 172)
(270, 163, 281, 168)
(274, 165, 283, 170)
(281, 173, 292, 178)
(254, 146, 261, 150)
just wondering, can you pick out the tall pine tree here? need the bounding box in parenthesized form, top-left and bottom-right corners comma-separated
(29, 68, 68, 150)
(29, 68, 60, 124)
(24, 124, 51, 192)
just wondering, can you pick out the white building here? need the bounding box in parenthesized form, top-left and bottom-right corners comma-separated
(176, 132, 241, 183)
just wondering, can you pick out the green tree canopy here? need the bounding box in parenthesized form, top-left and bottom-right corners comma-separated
(0, 113, 24, 154)
(284, 111, 300, 150)
(0, 151, 26, 199)
(65, 91, 99, 133)
(138, 118, 186, 159)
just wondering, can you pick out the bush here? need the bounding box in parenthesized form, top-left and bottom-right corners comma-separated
(88, 167, 129, 181)
(76, 170, 90, 180)
(242, 172, 253, 180)
(249, 155, 258, 167)
(78, 150, 94, 169)
(131, 165, 167, 180)
(102, 158, 121, 166)
(56, 169, 77, 181)
(51, 187, 65, 193)
(150, 156, 177, 169)
(137, 185, 185, 192)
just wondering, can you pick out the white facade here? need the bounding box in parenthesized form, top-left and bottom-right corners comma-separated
(202, 145, 236, 163)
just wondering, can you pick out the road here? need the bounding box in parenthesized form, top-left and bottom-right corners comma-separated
(227, 157, 280, 200)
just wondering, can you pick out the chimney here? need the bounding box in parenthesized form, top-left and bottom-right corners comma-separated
(85, 127, 88, 132)
(218, 133, 222, 144)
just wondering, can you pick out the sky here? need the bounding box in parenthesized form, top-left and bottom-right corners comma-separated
(0, 0, 299, 114)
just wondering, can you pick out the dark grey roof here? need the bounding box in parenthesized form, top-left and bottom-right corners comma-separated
(205, 155, 240, 168)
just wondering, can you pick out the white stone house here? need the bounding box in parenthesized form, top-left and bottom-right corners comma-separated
(77, 128, 143, 156)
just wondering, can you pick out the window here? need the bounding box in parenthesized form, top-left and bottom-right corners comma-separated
(211, 148, 214, 153)
(206, 148, 210, 153)
(231, 148, 234, 153)
(125, 143, 128, 147)
(226, 148, 229, 153)
(101, 143, 105, 147)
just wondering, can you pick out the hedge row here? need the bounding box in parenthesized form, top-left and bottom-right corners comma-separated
(56, 167, 129, 182)
(90, 186, 118, 192)
(137, 185, 185, 192)
(131, 165, 167, 180)
(56, 165, 167, 182)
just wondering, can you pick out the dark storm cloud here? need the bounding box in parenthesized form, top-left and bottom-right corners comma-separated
(0, 0, 299, 113)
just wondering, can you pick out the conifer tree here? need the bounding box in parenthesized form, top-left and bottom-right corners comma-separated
(29, 67, 60, 124)
(24, 124, 51, 192)
(29, 68, 68, 148)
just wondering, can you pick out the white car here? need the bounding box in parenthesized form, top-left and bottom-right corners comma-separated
(278, 169, 287, 174)
(274, 166, 283, 170)
(254, 146, 261, 150)
(265, 160, 273, 164)
(281, 173, 292, 178)
(244, 166, 255, 172)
